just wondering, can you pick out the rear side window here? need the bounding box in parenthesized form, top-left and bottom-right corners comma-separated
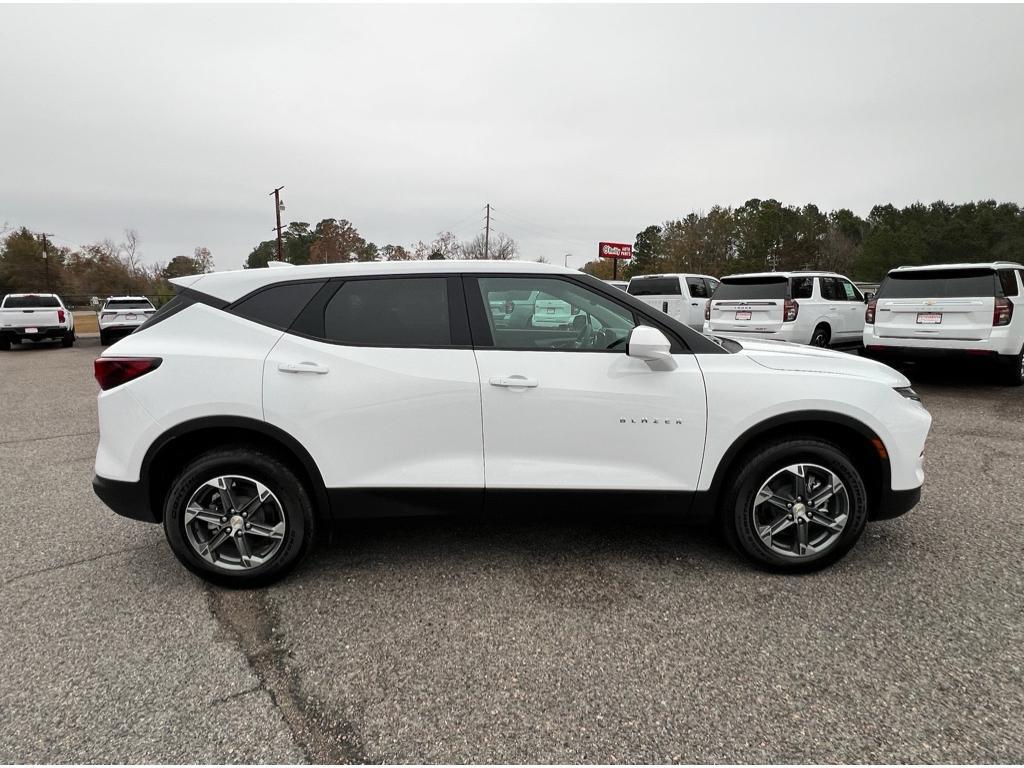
(997, 269, 1019, 297)
(877, 269, 997, 299)
(323, 277, 451, 347)
(790, 277, 813, 299)
(3, 295, 60, 308)
(715, 277, 788, 301)
(628, 277, 682, 296)
(686, 277, 709, 298)
(231, 280, 324, 330)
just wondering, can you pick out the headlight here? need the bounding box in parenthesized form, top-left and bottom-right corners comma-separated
(894, 386, 921, 402)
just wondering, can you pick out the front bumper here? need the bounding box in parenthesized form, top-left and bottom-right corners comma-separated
(872, 485, 921, 521)
(92, 475, 157, 523)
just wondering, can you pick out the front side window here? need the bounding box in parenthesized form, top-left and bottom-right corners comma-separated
(323, 277, 451, 347)
(839, 279, 862, 301)
(478, 277, 636, 351)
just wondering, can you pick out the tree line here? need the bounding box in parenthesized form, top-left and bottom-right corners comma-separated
(244, 218, 518, 268)
(580, 199, 1024, 282)
(0, 226, 213, 306)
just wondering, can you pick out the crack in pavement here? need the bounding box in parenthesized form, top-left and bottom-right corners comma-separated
(0, 543, 159, 590)
(0, 430, 98, 446)
(206, 587, 369, 764)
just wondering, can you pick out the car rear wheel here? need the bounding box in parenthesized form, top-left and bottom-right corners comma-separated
(61, 332, 75, 348)
(0, 337, 9, 351)
(810, 324, 831, 348)
(722, 438, 869, 572)
(163, 447, 316, 587)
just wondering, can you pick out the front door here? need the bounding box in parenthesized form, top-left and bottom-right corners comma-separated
(468, 275, 707, 492)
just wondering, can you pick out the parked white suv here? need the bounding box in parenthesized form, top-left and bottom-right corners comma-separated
(0, 293, 75, 349)
(98, 296, 156, 345)
(92, 260, 930, 586)
(627, 273, 720, 331)
(863, 262, 1024, 385)
(704, 271, 866, 347)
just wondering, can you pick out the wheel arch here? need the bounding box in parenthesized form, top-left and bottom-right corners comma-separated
(143, 416, 329, 523)
(701, 411, 890, 520)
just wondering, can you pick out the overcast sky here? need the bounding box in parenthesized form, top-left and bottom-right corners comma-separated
(2, 3, 1023, 271)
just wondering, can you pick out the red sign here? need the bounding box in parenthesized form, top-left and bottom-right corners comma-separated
(599, 242, 633, 260)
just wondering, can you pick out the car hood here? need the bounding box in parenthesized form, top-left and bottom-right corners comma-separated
(722, 337, 910, 387)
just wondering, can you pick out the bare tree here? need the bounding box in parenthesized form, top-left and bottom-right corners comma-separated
(461, 232, 518, 260)
(121, 229, 141, 277)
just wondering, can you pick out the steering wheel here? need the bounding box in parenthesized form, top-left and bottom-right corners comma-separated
(572, 315, 592, 347)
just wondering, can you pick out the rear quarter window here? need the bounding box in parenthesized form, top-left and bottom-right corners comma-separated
(877, 269, 997, 299)
(997, 269, 1019, 297)
(230, 280, 324, 330)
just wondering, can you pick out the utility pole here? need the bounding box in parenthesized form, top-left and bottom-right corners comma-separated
(270, 186, 285, 262)
(484, 203, 491, 260)
(39, 233, 54, 292)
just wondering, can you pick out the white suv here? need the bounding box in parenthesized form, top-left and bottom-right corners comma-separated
(92, 260, 931, 586)
(98, 296, 155, 345)
(627, 273, 720, 331)
(704, 271, 866, 347)
(863, 262, 1024, 385)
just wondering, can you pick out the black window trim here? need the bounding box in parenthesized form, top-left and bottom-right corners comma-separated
(284, 273, 472, 350)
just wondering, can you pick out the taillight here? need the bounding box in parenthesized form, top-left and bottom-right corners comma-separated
(57, 309, 65, 323)
(94, 357, 162, 391)
(783, 298, 799, 322)
(865, 298, 877, 324)
(704, 300, 711, 321)
(994, 297, 1013, 327)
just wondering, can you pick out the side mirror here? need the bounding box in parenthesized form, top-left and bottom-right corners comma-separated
(627, 326, 677, 371)
(863, 292, 875, 303)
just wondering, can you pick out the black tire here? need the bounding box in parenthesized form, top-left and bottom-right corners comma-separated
(61, 332, 75, 348)
(99, 331, 109, 346)
(809, 324, 831, 348)
(999, 346, 1024, 387)
(722, 438, 870, 572)
(0, 337, 10, 351)
(162, 446, 316, 587)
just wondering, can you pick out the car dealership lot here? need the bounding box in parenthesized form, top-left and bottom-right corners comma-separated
(1, 340, 1022, 763)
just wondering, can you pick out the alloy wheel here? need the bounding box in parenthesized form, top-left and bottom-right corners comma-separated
(183, 475, 286, 571)
(752, 463, 849, 558)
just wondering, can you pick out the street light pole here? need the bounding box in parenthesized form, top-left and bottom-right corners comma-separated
(270, 186, 285, 262)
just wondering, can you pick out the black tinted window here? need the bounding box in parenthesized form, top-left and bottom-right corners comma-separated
(997, 269, 1019, 297)
(232, 281, 323, 329)
(715, 277, 788, 300)
(628, 277, 681, 296)
(819, 277, 841, 301)
(686, 277, 709, 298)
(791, 277, 814, 299)
(877, 269, 997, 299)
(324, 278, 451, 346)
(104, 299, 152, 310)
(4, 295, 59, 308)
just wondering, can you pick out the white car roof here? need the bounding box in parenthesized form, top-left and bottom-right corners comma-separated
(721, 271, 846, 279)
(888, 262, 1023, 274)
(171, 259, 574, 303)
(104, 295, 151, 301)
(4, 292, 60, 298)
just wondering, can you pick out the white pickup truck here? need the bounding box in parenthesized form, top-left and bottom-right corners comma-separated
(0, 293, 76, 350)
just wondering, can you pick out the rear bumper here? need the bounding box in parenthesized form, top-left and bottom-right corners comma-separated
(872, 485, 921, 521)
(703, 322, 799, 342)
(92, 474, 157, 523)
(1, 326, 71, 340)
(863, 327, 1020, 357)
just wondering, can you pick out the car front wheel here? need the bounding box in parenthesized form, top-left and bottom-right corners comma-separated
(723, 438, 869, 572)
(163, 447, 316, 587)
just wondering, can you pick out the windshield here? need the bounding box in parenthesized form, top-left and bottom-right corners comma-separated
(104, 300, 153, 310)
(714, 277, 788, 300)
(628, 277, 681, 296)
(877, 269, 997, 299)
(3, 295, 59, 308)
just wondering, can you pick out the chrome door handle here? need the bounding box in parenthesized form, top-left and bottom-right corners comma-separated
(278, 361, 329, 374)
(489, 375, 539, 388)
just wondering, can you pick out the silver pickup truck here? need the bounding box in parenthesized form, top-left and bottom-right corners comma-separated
(0, 293, 76, 349)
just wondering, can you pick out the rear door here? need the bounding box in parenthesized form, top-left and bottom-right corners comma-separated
(834, 277, 866, 339)
(873, 268, 998, 341)
(708, 276, 788, 333)
(684, 277, 710, 330)
(627, 276, 685, 321)
(263, 276, 484, 490)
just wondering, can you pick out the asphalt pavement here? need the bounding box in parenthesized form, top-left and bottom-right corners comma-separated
(0, 339, 1021, 763)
